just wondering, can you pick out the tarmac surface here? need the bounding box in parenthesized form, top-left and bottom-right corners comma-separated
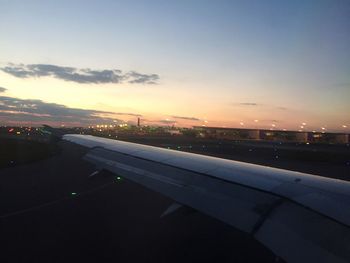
(1, 136, 349, 262)
(114, 135, 350, 180)
(1, 140, 277, 263)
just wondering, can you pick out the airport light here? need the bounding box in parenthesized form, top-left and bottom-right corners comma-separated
(342, 125, 347, 128)
(71, 192, 77, 196)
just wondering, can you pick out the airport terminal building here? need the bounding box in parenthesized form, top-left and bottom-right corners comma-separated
(193, 126, 349, 144)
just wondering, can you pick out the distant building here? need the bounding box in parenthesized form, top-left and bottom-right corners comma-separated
(193, 126, 349, 144)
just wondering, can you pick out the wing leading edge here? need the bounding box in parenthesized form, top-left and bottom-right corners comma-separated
(63, 134, 350, 263)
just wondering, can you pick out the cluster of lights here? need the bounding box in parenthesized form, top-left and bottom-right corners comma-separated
(232, 119, 349, 133)
(88, 124, 129, 129)
(7, 127, 33, 135)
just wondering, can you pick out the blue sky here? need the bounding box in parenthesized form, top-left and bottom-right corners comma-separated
(0, 0, 349, 131)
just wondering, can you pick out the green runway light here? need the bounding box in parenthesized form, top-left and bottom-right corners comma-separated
(116, 176, 121, 180)
(71, 192, 77, 196)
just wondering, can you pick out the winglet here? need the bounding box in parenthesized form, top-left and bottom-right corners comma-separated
(42, 125, 65, 139)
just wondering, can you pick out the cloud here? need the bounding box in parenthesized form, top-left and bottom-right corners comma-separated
(230, 102, 260, 107)
(115, 112, 142, 117)
(158, 119, 177, 125)
(0, 95, 121, 125)
(126, 71, 160, 84)
(1, 63, 159, 85)
(170, 115, 200, 121)
(0, 87, 6, 93)
(233, 102, 289, 111)
(238, 102, 258, 106)
(276, 106, 287, 110)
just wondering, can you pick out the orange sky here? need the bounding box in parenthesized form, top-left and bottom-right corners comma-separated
(0, 1, 349, 132)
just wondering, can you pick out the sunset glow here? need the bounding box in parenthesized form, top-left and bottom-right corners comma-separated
(1, 0, 349, 132)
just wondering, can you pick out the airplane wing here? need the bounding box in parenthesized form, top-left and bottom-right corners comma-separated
(63, 134, 350, 263)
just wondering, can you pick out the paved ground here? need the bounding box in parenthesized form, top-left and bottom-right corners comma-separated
(2, 136, 349, 263)
(0, 141, 277, 263)
(112, 135, 350, 180)
(0, 137, 58, 169)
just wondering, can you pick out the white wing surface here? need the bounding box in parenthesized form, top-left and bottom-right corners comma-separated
(63, 134, 350, 263)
